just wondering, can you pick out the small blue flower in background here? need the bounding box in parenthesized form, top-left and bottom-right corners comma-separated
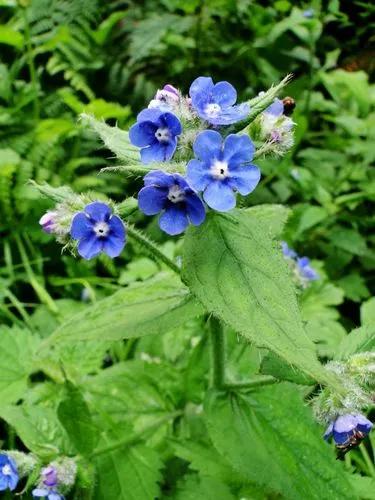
(281, 241, 319, 286)
(324, 414, 373, 445)
(303, 8, 315, 18)
(186, 130, 260, 211)
(70, 202, 126, 260)
(297, 256, 319, 281)
(138, 170, 205, 235)
(189, 77, 250, 125)
(129, 109, 182, 164)
(281, 241, 297, 259)
(32, 466, 64, 500)
(0, 454, 19, 492)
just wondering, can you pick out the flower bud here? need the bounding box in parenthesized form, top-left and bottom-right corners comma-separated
(39, 211, 57, 234)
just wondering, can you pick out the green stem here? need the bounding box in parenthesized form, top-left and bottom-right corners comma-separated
(22, 6, 40, 121)
(209, 316, 226, 389)
(359, 443, 375, 478)
(126, 225, 180, 275)
(224, 375, 278, 391)
(89, 411, 181, 458)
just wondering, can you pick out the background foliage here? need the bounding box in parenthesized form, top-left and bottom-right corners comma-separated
(0, 0, 374, 498)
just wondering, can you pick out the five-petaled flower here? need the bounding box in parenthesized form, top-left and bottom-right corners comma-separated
(32, 465, 64, 500)
(324, 414, 373, 446)
(0, 454, 19, 492)
(70, 202, 126, 260)
(129, 109, 182, 164)
(189, 76, 250, 125)
(186, 130, 260, 211)
(138, 170, 206, 235)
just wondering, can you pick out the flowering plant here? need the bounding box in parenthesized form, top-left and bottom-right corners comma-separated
(2, 75, 372, 499)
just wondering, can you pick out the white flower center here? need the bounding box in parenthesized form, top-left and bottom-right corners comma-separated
(155, 127, 170, 142)
(94, 221, 110, 237)
(204, 103, 221, 117)
(167, 185, 185, 204)
(210, 160, 229, 180)
(2, 465, 11, 475)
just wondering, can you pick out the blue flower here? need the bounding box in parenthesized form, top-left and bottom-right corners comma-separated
(265, 98, 284, 117)
(32, 488, 64, 500)
(70, 202, 126, 260)
(281, 241, 297, 259)
(189, 77, 250, 125)
(0, 454, 19, 492)
(297, 257, 319, 281)
(129, 109, 182, 164)
(186, 130, 260, 212)
(138, 170, 206, 235)
(324, 414, 373, 445)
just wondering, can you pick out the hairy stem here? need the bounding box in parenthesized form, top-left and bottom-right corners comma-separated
(126, 225, 180, 274)
(209, 316, 226, 389)
(224, 375, 278, 390)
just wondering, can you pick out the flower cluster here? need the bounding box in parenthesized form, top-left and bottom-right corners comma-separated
(40, 76, 296, 259)
(281, 242, 319, 287)
(0, 453, 76, 497)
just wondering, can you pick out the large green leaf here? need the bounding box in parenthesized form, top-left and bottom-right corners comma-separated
(57, 382, 98, 456)
(182, 209, 341, 388)
(204, 385, 356, 500)
(94, 438, 162, 500)
(335, 325, 375, 360)
(0, 327, 37, 404)
(41, 273, 203, 348)
(0, 405, 73, 459)
(175, 475, 235, 500)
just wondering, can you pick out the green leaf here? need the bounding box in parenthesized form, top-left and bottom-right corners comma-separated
(94, 438, 162, 500)
(260, 352, 315, 385)
(361, 297, 375, 326)
(80, 113, 139, 163)
(175, 475, 235, 500)
(330, 228, 367, 256)
(335, 325, 375, 360)
(243, 204, 290, 237)
(57, 382, 98, 456)
(349, 475, 375, 500)
(41, 273, 203, 348)
(204, 385, 355, 500)
(0, 25, 24, 48)
(0, 405, 73, 459)
(182, 209, 341, 388)
(0, 326, 37, 404)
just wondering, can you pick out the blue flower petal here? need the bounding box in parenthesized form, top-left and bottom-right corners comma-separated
(109, 215, 126, 240)
(228, 165, 260, 195)
(129, 121, 157, 147)
(266, 98, 284, 116)
(193, 130, 222, 163)
(159, 205, 188, 235)
(355, 414, 373, 433)
(140, 140, 176, 164)
(77, 235, 103, 260)
(0, 477, 8, 491)
(48, 493, 64, 500)
(186, 195, 206, 226)
(208, 103, 250, 125)
(137, 108, 163, 123)
(84, 202, 111, 222)
(212, 81, 237, 107)
(32, 489, 50, 497)
(138, 185, 168, 215)
(223, 134, 255, 166)
(189, 76, 213, 108)
(7, 472, 19, 491)
(203, 180, 236, 212)
(323, 422, 333, 440)
(70, 212, 93, 240)
(103, 236, 125, 258)
(186, 159, 211, 192)
(160, 112, 182, 136)
(333, 430, 353, 445)
(143, 170, 174, 188)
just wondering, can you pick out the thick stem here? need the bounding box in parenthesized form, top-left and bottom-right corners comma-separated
(224, 375, 278, 391)
(209, 316, 226, 389)
(126, 225, 180, 275)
